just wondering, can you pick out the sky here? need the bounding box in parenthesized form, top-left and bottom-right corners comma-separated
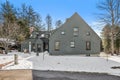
(0, 0, 103, 36)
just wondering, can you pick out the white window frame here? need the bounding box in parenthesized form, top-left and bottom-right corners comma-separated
(73, 27, 79, 36)
(70, 41, 75, 48)
(55, 41, 60, 50)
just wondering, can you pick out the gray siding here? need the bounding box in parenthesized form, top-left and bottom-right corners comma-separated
(49, 13, 101, 55)
(21, 38, 43, 52)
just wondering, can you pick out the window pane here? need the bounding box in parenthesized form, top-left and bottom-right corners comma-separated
(55, 41, 60, 50)
(74, 33, 78, 36)
(70, 41, 75, 48)
(86, 32, 90, 36)
(86, 41, 91, 50)
(45, 44, 48, 49)
(61, 31, 65, 35)
(41, 34, 45, 37)
(74, 28, 78, 31)
(73, 27, 79, 36)
(32, 43, 35, 52)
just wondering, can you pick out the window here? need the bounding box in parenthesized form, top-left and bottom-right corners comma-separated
(32, 43, 35, 52)
(73, 27, 79, 36)
(45, 44, 48, 49)
(45, 34, 49, 38)
(86, 32, 90, 36)
(41, 34, 45, 37)
(55, 41, 60, 50)
(86, 41, 91, 50)
(61, 31, 65, 35)
(70, 41, 75, 48)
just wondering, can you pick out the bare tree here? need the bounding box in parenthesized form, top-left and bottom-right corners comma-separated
(97, 0, 120, 54)
(0, 0, 19, 54)
(0, 22, 19, 54)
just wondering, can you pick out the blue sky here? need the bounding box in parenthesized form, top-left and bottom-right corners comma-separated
(0, 0, 102, 35)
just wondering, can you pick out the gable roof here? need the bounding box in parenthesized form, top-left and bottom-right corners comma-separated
(51, 12, 101, 40)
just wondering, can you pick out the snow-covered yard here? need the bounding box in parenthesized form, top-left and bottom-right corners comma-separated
(0, 51, 35, 69)
(0, 52, 120, 76)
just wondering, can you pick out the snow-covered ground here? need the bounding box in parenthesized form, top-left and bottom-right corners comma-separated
(100, 52, 120, 63)
(0, 52, 120, 76)
(0, 52, 34, 63)
(0, 51, 35, 69)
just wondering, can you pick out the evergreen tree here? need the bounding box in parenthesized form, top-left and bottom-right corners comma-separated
(0, 0, 19, 54)
(97, 0, 120, 54)
(46, 14, 52, 32)
(55, 20, 62, 28)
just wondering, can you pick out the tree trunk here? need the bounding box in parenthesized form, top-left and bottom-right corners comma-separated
(5, 47, 8, 54)
(111, 33, 114, 55)
(4, 42, 8, 54)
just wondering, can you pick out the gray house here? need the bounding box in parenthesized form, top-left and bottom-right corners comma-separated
(49, 13, 101, 55)
(21, 38, 43, 52)
(21, 31, 49, 53)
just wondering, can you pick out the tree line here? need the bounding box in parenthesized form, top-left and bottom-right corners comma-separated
(98, 0, 120, 54)
(0, 0, 62, 54)
(1, 0, 119, 55)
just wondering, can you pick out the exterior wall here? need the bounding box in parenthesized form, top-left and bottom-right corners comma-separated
(21, 38, 43, 52)
(49, 13, 101, 55)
